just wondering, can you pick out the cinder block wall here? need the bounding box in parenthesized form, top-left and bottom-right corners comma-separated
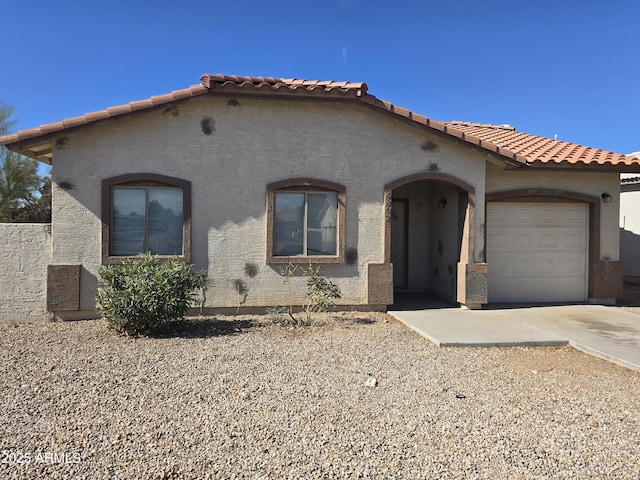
(0, 224, 51, 322)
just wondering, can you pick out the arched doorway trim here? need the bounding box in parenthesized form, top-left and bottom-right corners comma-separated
(383, 172, 475, 265)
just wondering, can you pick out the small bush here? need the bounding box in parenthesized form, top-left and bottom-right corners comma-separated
(276, 263, 342, 326)
(304, 264, 342, 323)
(95, 255, 207, 335)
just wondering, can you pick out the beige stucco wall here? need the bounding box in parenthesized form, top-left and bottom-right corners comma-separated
(0, 224, 51, 322)
(45, 94, 623, 313)
(49, 96, 488, 314)
(428, 182, 460, 298)
(486, 164, 621, 261)
(392, 182, 430, 290)
(620, 188, 640, 278)
(620, 190, 640, 233)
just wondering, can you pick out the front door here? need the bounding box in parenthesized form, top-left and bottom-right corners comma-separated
(391, 199, 408, 289)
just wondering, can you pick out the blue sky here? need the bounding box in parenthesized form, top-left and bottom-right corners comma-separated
(2, 0, 639, 177)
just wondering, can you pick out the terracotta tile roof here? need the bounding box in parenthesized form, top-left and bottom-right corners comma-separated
(0, 83, 209, 147)
(1, 73, 638, 170)
(0, 75, 367, 153)
(444, 121, 640, 167)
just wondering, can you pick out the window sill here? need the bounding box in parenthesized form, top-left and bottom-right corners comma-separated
(267, 255, 344, 265)
(102, 254, 189, 266)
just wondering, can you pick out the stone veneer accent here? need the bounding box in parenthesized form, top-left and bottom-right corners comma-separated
(47, 264, 81, 311)
(367, 263, 393, 306)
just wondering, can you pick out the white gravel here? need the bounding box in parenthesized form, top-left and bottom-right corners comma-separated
(1, 312, 639, 479)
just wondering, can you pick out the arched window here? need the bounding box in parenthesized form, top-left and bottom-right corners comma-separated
(102, 173, 191, 264)
(267, 178, 345, 264)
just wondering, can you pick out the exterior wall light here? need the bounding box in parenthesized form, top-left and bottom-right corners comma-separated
(438, 198, 447, 209)
(601, 193, 612, 203)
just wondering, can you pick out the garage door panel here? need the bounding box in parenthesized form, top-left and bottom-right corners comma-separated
(491, 258, 507, 274)
(510, 257, 532, 275)
(488, 231, 508, 249)
(561, 206, 588, 224)
(487, 205, 508, 225)
(487, 202, 588, 303)
(512, 207, 535, 223)
(537, 257, 556, 273)
(563, 232, 586, 248)
(512, 233, 533, 248)
(537, 207, 561, 225)
(487, 230, 586, 252)
(560, 255, 586, 274)
(537, 230, 585, 250)
(490, 274, 586, 303)
(538, 233, 559, 248)
(495, 253, 586, 277)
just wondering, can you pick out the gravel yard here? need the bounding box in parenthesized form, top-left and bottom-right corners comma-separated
(1, 312, 639, 479)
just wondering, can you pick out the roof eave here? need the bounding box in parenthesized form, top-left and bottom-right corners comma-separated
(3, 139, 54, 164)
(525, 160, 640, 172)
(0, 84, 211, 161)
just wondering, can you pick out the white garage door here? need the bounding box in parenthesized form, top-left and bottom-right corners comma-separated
(487, 202, 588, 303)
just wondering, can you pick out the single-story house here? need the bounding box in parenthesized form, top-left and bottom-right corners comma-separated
(620, 165, 640, 282)
(1, 73, 639, 321)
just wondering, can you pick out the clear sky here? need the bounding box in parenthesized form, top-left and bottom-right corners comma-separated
(2, 0, 639, 177)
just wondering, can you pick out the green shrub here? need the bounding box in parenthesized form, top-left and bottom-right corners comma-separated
(95, 255, 207, 335)
(304, 264, 342, 320)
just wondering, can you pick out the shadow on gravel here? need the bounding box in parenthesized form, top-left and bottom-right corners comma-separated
(150, 318, 257, 339)
(334, 316, 376, 325)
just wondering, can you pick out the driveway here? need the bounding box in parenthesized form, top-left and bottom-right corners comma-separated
(389, 304, 640, 371)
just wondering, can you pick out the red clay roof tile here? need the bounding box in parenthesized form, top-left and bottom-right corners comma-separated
(0, 74, 638, 169)
(445, 121, 640, 167)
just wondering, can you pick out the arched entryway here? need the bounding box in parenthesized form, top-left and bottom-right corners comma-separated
(384, 173, 476, 308)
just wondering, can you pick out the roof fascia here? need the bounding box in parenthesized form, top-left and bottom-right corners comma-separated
(524, 162, 640, 173)
(621, 183, 640, 192)
(207, 83, 363, 100)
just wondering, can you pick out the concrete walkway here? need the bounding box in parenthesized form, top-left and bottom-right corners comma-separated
(389, 305, 640, 372)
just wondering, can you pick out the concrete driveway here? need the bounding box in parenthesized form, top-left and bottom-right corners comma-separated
(389, 305, 640, 371)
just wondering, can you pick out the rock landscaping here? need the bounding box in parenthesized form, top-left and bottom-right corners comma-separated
(1, 312, 638, 479)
